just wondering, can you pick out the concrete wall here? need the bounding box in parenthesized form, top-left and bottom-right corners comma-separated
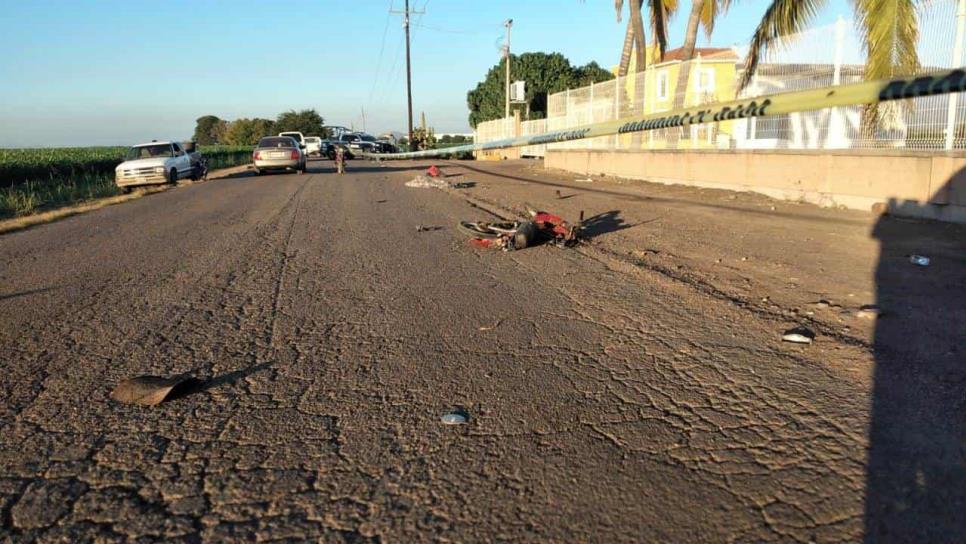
(544, 148, 966, 223)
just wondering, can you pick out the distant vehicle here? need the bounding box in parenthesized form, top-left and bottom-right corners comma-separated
(115, 141, 203, 192)
(278, 131, 306, 148)
(325, 132, 378, 159)
(304, 136, 323, 157)
(253, 136, 306, 175)
(346, 133, 378, 157)
(374, 139, 398, 154)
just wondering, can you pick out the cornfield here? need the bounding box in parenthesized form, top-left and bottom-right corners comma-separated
(0, 145, 252, 187)
(0, 145, 253, 219)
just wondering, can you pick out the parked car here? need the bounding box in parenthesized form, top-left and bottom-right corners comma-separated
(278, 131, 305, 147)
(325, 132, 378, 159)
(346, 133, 378, 157)
(374, 139, 398, 153)
(304, 136, 323, 157)
(115, 140, 203, 192)
(253, 136, 306, 175)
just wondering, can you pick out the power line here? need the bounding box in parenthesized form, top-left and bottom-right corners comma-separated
(367, 0, 394, 105)
(411, 22, 503, 35)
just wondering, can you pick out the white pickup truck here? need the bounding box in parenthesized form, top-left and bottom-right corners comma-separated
(115, 141, 203, 192)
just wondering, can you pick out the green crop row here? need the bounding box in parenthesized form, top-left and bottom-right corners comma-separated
(0, 145, 253, 219)
(0, 145, 252, 187)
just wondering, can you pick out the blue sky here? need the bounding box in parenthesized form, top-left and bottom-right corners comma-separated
(0, 0, 855, 147)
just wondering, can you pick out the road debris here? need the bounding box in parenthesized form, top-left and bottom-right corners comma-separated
(574, 178, 594, 183)
(111, 375, 195, 406)
(427, 165, 442, 177)
(856, 304, 881, 319)
(416, 225, 443, 233)
(460, 209, 581, 251)
(782, 326, 816, 344)
(441, 408, 469, 425)
(406, 175, 449, 189)
(479, 319, 503, 331)
(406, 174, 473, 190)
(909, 254, 931, 266)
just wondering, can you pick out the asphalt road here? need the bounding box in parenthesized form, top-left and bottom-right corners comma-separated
(0, 160, 953, 542)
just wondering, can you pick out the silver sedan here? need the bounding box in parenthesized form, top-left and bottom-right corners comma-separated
(253, 136, 306, 175)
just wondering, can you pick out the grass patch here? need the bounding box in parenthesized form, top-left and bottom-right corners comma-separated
(0, 149, 252, 220)
(0, 173, 119, 219)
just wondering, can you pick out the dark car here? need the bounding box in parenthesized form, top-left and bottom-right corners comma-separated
(324, 133, 379, 159)
(375, 140, 398, 153)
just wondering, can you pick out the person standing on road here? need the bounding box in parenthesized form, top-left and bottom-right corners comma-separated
(334, 146, 346, 174)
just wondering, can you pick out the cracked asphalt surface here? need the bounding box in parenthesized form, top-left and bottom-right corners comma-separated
(0, 159, 961, 542)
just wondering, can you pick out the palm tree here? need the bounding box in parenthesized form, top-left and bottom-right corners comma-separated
(668, 0, 731, 145)
(739, 0, 920, 136)
(677, 0, 730, 70)
(614, 0, 677, 75)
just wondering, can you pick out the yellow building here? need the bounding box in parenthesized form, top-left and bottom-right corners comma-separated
(614, 45, 740, 149)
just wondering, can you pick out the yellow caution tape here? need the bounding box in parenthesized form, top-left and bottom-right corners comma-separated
(367, 68, 965, 160)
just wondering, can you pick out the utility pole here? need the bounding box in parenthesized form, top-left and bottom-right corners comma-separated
(504, 19, 513, 119)
(404, 0, 414, 146)
(391, 0, 424, 147)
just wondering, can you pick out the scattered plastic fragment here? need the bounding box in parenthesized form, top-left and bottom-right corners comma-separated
(782, 326, 815, 344)
(479, 319, 503, 331)
(111, 375, 195, 406)
(441, 408, 469, 425)
(427, 165, 442, 177)
(574, 178, 593, 183)
(909, 254, 931, 266)
(856, 304, 881, 319)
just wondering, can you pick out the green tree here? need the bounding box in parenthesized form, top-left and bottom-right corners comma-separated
(452, 135, 467, 143)
(466, 52, 614, 127)
(740, 0, 919, 136)
(224, 118, 276, 146)
(193, 115, 226, 145)
(573, 62, 617, 86)
(440, 134, 453, 144)
(275, 109, 326, 136)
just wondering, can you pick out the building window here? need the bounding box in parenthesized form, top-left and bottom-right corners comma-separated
(696, 68, 715, 94)
(657, 70, 669, 101)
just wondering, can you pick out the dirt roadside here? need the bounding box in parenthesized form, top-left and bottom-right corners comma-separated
(400, 158, 965, 382)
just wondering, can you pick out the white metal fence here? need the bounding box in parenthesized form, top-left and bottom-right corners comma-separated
(474, 0, 965, 154)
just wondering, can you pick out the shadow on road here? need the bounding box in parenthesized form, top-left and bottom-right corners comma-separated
(579, 210, 633, 238)
(329, 161, 423, 174)
(0, 287, 57, 302)
(864, 176, 966, 542)
(166, 363, 273, 401)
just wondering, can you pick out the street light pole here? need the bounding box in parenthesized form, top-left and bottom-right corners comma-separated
(504, 19, 513, 120)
